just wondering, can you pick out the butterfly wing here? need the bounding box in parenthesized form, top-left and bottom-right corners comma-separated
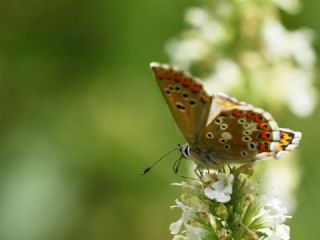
(150, 62, 212, 143)
(271, 128, 302, 159)
(197, 94, 301, 164)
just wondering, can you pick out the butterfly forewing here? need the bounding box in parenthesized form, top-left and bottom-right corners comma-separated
(150, 62, 212, 143)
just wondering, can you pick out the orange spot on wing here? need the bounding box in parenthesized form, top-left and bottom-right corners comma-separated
(165, 73, 174, 80)
(173, 74, 181, 82)
(191, 84, 202, 93)
(156, 72, 166, 80)
(220, 111, 230, 116)
(259, 132, 272, 141)
(182, 79, 191, 88)
(246, 112, 256, 119)
(258, 123, 270, 131)
(258, 142, 269, 152)
(255, 115, 264, 123)
(232, 111, 244, 117)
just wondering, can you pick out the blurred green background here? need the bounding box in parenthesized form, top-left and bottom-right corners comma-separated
(0, 0, 319, 239)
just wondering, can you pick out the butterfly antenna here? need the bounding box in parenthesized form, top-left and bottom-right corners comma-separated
(142, 145, 181, 175)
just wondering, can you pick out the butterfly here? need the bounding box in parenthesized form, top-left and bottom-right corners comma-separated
(150, 62, 302, 169)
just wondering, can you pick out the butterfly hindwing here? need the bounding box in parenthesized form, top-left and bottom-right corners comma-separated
(198, 94, 302, 164)
(150, 62, 212, 143)
(198, 97, 283, 164)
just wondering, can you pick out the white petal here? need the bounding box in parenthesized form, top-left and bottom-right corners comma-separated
(204, 187, 219, 200)
(276, 224, 290, 240)
(216, 193, 231, 203)
(258, 228, 273, 236)
(170, 219, 183, 235)
(185, 224, 204, 240)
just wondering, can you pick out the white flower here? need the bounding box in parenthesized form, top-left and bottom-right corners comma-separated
(260, 193, 291, 226)
(205, 59, 242, 94)
(259, 224, 290, 240)
(204, 173, 234, 203)
(185, 7, 226, 44)
(289, 29, 316, 68)
(169, 199, 194, 234)
(262, 19, 316, 69)
(262, 20, 291, 61)
(166, 38, 210, 69)
(260, 153, 300, 211)
(172, 235, 186, 240)
(185, 8, 210, 27)
(185, 224, 205, 240)
(286, 69, 317, 117)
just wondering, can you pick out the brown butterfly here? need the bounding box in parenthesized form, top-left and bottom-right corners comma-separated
(148, 62, 301, 171)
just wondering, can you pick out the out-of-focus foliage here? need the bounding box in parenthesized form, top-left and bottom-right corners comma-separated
(0, 0, 319, 240)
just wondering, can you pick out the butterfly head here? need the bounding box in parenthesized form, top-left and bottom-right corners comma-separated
(179, 143, 191, 159)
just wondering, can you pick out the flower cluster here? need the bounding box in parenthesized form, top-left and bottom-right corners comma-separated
(170, 166, 291, 240)
(166, 0, 317, 117)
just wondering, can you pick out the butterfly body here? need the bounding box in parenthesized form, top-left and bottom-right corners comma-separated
(151, 62, 302, 168)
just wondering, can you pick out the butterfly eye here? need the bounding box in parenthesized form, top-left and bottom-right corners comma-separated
(242, 136, 252, 142)
(169, 85, 174, 91)
(241, 151, 248, 157)
(206, 132, 214, 139)
(175, 86, 181, 92)
(220, 124, 228, 130)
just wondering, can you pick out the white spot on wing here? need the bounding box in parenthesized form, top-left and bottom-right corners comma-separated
(270, 142, 278, 151)
(221, 132, 232, 140)
(272, 131, 280, 141)
(268, 120, 279, 130)
(263, 112, 273, 121)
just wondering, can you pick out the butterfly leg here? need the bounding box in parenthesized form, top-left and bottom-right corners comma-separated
(194, 165, 205, 178)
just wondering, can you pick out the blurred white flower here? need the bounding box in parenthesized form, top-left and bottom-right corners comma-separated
(169, 199, 194, 234)
(204, 173, 234, 203)
(185, 8, 226, 44)
(215, 1, 234, 18)
(263, 19, 316, 69)
(286, 69, 317, 117)
(185, 224, 205, 240)
(290, 29, 316, 68)
(172, 235, 186, 240)
(259, 224, 290, 240)
(185, 8, 210, 27)
(260, 154, 301, 212)
(166, 38, 210, 69)
(205, 59, 242, 94)
(262, 20, 291, 61)
(260, 193, 291, 226)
